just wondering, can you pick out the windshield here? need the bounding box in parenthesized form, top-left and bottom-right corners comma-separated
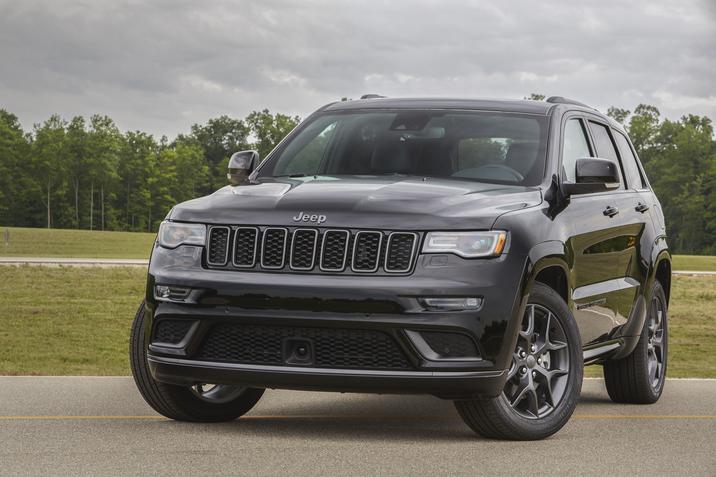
(258, 110, 548, 186)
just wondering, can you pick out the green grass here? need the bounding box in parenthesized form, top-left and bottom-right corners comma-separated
(671, 254, 716, 272)
(0, 226, 155, 259)
(0, 266, 714, 377)
(0, 266, 145, 375)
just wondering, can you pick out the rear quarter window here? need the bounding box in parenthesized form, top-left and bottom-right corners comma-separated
(613, 131, 647, 190)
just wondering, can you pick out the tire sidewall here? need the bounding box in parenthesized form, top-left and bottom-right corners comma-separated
(493, 283, 583, 439)
(641, 281, 668, 399)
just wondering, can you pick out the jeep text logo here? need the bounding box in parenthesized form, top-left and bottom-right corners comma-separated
(292, 211, 327, 224)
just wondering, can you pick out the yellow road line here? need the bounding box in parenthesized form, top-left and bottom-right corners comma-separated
(0, 414, 715, 421)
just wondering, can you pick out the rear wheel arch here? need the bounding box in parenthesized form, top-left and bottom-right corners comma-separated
(655, 257, 671, 305)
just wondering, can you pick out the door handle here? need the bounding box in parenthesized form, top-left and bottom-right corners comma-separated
(603, 206, 619, 217)
(635, 202, 650, 213)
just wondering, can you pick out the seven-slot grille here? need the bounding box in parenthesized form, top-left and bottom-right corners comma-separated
(206, 226, 419, 275)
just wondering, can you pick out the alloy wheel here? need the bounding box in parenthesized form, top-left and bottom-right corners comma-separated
(191, 384, 248, 404)
(503, 304, 570, 419)
(646, 296, 665, 391)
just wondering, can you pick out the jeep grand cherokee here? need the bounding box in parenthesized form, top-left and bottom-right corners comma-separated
(130, 96, 670, 440)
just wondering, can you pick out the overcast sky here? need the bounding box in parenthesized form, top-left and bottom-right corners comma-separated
(1, 0, 714, 138)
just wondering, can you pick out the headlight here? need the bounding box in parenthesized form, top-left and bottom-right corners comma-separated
(422, 231, 507, 258)
(157, 221, 206, 249)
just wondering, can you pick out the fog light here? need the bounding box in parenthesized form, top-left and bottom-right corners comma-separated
(419, 297, 483, 311)
(154, 285, 191, 302)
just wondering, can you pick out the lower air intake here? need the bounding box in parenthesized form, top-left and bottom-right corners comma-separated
(196, 324, 411, 370)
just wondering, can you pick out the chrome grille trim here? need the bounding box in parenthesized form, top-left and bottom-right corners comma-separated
(351, 231, 383, 273)
(206, 226, 230, 266)
(260, 227, 288, 269)
(289, 228, 319, 270)
(319, 229, 350, 272)
(206, 226, 420, 274)
(232, 226, 259, 268)
(384, 232, 419, 273)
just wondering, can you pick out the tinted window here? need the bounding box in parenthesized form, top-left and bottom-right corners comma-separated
(562, 118, 591, 182)
(588, 121, 623, 188)
(588, 121, 619, 162)
(273, 120, 337, 175)
(262, 111, 549, 186)
(614, 131, 646, 189)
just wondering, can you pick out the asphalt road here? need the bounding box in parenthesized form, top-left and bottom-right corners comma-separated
(0, 377, 714, 476)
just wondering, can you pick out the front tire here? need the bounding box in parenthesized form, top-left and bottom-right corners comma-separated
(603, 281, 668, 404)
(129, 301, 265, 422)
(455, 283, 583, 440)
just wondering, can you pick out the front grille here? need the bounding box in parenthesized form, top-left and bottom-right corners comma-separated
(261, 228, 287, 269)
(290, 229, 318, 270)
(385, 233, 418, 272)
(206, 226, 420, 275)
(352, 231, 382, 272)
(153, 319, 194, 344)
(207, 226, 230, 265)
(233, 227, 258, 267)
(196, 324, 411, 370)
(320, 230, 350, 271)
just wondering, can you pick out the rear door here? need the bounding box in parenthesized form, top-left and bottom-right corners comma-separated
(561, 115, 646, 345)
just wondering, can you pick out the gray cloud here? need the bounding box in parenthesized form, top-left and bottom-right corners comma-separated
(1, 0, 714, 137)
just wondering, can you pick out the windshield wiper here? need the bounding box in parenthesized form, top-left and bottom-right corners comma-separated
(272, 173, 308, 178)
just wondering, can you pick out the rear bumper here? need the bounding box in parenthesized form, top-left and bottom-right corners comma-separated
(148, 355, 507, 398)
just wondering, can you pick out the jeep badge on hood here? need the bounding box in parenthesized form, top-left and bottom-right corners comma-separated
(292, 211, 327, 224)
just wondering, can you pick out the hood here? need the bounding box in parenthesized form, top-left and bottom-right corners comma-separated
(169, 176, 543, 230)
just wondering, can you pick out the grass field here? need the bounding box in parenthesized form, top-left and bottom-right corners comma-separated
(671, 254, 716, 272)
(0, 265, 714, 377)
(0, 227, 155, 259)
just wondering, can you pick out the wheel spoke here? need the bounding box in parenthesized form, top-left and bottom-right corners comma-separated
(535, 370, 556, 407)
(520, 305, 535, 339)
(506, 360, 519, 381)
(510, 381, 531, 408)
(526, 386, 540, 417)
(647, 355, 657, 382)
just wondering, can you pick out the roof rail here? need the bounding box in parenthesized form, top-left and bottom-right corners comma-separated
(546, 96, 592, 108)
(360, 94, 386, 100)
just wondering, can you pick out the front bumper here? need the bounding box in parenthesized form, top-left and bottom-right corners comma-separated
(144, 244, 528, 398)
(148, 356, 506, 398)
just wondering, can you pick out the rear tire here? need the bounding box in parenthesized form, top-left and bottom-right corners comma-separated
(455, 283, 583, 440)
(129, 301, 265, 422)
(603, 281, 668, 404)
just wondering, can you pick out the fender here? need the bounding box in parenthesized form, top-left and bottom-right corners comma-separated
(523, 240, 573, 306)
(610, 238, 671, 359)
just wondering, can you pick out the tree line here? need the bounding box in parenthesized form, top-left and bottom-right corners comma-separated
(1, 101, 715, 254)
(0, 110, 299, 233)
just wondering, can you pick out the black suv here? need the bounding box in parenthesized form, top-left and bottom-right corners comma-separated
(130, 96, 670, 440)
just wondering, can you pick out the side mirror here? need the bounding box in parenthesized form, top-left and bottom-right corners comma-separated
(227, 150, 259, 185)
(562, 157, 620, 196)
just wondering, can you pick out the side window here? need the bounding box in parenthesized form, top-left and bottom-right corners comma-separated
(613, 131, 647, 189)
(588, 121, 624, 188)
(588, 121, 619, 161)
(562, 118, 591, 182)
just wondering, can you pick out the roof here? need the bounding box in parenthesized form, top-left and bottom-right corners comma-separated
(321, 97, 557, 115)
